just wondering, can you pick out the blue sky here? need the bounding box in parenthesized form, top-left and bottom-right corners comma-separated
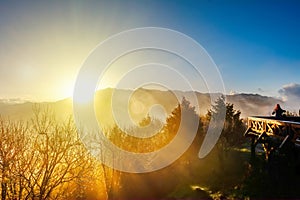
(0, 0, 299, 102)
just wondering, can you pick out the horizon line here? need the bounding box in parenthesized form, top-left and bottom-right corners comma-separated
(0, 87, 279, 104)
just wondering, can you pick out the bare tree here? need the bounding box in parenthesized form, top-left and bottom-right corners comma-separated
(0, 106, 100, 200)
(0, 118, 28, 200)
(22, 107, 95, 199)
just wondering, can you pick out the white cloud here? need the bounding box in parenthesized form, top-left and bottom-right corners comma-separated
(0, 98, 27, 104)
(278, 83, 300, 111)
(229, 90, 237, 95)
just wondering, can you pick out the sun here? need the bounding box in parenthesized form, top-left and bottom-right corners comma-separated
(72, 63, 120, 105)
(61, 86, 74, 100)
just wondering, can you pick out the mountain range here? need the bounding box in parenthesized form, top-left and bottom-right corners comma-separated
(0, 88, 282, 126)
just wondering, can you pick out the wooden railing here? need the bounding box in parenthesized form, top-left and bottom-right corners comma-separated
(244, 116, 300, 157)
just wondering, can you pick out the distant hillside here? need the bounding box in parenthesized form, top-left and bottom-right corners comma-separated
(0, 89, 282, 126)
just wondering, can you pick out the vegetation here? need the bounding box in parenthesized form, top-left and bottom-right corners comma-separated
(0, 107, 103, 200)
(1, 96, 299, 199)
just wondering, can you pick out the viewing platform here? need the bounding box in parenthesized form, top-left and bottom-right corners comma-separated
(244, 116, 300, 158)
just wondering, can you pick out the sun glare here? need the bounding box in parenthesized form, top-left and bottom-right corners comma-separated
(73, 78, 96, 105)
(59, 83, 74, 100)
(73, 90, 95, 105)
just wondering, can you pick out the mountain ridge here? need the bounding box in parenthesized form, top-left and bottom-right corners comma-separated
(0, 88, 283, 125)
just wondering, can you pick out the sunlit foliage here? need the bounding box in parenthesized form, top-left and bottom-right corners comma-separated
(0, 97, 247, 200)
(0, 107, 101, 200)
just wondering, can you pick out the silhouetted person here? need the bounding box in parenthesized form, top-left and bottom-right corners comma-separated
(272, 104, 286, 119)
